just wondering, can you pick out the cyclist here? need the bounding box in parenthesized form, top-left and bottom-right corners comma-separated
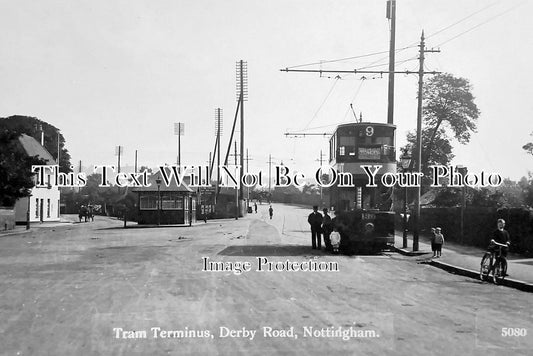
(488, 218, 510, 275)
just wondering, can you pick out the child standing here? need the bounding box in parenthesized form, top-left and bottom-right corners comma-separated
(433, 227, 444, 257)
(430, 228, 437, 257)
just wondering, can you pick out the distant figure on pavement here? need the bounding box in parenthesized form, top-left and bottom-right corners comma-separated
(322, 208, 333, 251)
(254, 202, 257, 213)
(87, 204, 94, 222)
(307, 205, 323, 250)
(79, 205, 88, 222)
(268, 205, 273, 219)
(431, 227, 444, 258)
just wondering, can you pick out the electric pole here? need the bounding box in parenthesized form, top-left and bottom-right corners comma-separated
(268, 154, 273, 198)
(234, 141, 239, 220)
(412, 31, 440, 252)
(134, 149, 138, 174)
(174, 123, 184, 169)
(387, 0, 396, 125)
(244, 149, 253, 208)
(115, 146, 123, 173)
(236, 60, 248, 214)
(316, 150, 326, 203)
(215, 109, 222, 205)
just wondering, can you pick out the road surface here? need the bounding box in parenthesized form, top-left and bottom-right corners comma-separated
(0, 203, 531, 355)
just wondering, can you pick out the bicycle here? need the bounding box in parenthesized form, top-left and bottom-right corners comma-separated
(480, 240, 508, 284)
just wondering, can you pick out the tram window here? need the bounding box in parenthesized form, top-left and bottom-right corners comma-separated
(374, 136, 392, 145)
(339, 136, 354, 146)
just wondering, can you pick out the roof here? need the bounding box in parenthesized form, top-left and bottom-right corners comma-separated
(18, 134, 56, 164)
(335, 122, 396, 130)
(132, 171, 194, 193)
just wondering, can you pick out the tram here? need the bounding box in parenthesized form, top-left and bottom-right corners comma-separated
(327, 122, 396, 253)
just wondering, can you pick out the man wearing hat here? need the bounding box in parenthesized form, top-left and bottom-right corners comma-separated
(322, 208, 333, 251)
(307, 205, 323, 249)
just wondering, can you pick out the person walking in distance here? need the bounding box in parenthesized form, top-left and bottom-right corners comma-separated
(307, 205, 323, 249)
(268, 205, 273, 219)
(254, 202, 257, 214)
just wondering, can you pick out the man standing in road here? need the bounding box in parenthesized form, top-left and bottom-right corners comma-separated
(322, 208, 333, 251)
(308, 205, 323, 249)
(268, 205, 273, 219)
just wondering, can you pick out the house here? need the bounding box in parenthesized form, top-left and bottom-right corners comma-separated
(14, 134, 60, 223)
(133, 171, 197, 225)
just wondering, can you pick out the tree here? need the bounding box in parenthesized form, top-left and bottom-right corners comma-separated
(518, 174, 533, 208)
(0, 130, 46, 206)
(523, 132, 533, 156)
(403, 73, 480, 175)
(404, 127, 454, 177)
(0, 115, 72, 172)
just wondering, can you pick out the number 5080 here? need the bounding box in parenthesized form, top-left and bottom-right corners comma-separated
(502, 328, 527, 337)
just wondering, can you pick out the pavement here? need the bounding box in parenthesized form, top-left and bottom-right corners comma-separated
(394, 231, 533, 291)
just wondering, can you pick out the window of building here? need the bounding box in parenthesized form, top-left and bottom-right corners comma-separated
(35, 198, 39, 218)
(47, 199, 50, 218)
(140, 193, 158, 210)
(161, 193, 182, 210)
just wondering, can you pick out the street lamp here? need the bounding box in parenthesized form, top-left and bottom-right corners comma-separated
(400, 153, 412, 249)
(456, 165, 468, 244)
(155, 177, 162, 226)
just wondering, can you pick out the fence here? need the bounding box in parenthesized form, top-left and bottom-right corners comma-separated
(398, 207, 533, 256)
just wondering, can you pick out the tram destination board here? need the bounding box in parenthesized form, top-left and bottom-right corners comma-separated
(358, 147, 381, 160)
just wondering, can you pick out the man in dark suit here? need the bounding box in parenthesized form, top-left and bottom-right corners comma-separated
(322, 208, 333, 251)
(307, 205, 323, 249)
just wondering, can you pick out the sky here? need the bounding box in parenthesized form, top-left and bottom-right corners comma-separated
(1, 0, 532, 182)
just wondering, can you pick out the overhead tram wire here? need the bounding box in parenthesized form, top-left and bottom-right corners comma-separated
(284, 46, 417, 70)
(435, 1, 527, 47)
(425, 1, 500, 41)
(357, 1, 505, 71)
(284, 1, 506, 74)
(301, 76, 341, 130)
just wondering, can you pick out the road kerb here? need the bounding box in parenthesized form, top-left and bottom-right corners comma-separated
(429, 260, 533, 293)
(393, 246, 432, 256)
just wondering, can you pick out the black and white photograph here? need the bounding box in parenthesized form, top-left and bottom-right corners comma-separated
(0, 1, 532, 355)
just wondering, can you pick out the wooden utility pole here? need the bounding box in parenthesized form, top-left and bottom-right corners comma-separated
(57, 130, 60, 165)
(116, 146, 122, 173)
(216, 108, 222, 204)
(268, 154, 273, 197)
(412, 31, 440, 252)
(208, 152, 212, 183)
(134, 149, 138, 173)
(316, 150, 326, 202)
(234, 141, 239, 220)
(174, 123, 184, 170)
(387, 0, 396, 125)
(244, 149, 253, 208)
(236, 60, 247, 214)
